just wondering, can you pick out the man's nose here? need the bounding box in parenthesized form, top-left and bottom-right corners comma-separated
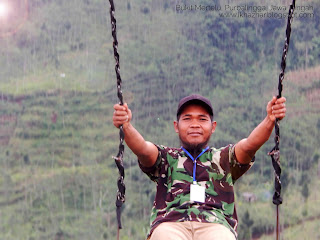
(190, 120, 200, 127)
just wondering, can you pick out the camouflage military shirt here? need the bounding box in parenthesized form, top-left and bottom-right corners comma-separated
(139, 144, 254, 239)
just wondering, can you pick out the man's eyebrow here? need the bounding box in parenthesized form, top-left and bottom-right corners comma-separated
(181, 113, 209, 117)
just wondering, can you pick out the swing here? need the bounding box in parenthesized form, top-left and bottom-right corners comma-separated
(108, 1, 296, 240)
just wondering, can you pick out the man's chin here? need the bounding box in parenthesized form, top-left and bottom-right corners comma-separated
(181, 141, 208, 152)
(179, 136, 211, 152)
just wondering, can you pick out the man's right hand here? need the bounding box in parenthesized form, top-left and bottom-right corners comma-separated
(112, 103, 158, 167)
(113, 103, 132, 129)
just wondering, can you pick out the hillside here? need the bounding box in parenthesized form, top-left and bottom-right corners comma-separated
(0, 0, 319, 239)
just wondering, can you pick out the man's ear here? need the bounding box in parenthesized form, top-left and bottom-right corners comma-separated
(211, 121, 217, 134)
(173, 120, 179, 133)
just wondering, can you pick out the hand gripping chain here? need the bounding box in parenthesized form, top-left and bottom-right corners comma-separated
(108, 0, 125, 238)
(268, 1, 295, 239)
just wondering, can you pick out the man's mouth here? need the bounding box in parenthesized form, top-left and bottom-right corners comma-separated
(188, 132, 202, 136)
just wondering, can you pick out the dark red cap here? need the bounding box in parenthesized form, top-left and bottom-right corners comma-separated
(177, 94, 214, 119)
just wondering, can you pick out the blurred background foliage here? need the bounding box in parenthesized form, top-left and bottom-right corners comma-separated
(0, 0, 319, 239)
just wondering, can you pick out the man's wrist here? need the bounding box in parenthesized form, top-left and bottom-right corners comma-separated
(265, 115, 276, 130)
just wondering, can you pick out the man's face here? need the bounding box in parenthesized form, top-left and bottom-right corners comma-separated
(174, 104, 216, 150)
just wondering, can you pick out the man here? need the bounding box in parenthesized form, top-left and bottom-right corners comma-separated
(113, 94, 286, 240)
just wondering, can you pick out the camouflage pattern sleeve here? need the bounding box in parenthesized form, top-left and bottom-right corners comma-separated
(138, 145, 164, 182)
(229, 144, 255, 182)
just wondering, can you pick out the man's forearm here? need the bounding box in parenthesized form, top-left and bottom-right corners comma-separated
(113, 103, 158, 167)
(235, 96, 286, 164)
(123, 123, 158, 167)
(235, 116, 275, 164)
(246, 116, 275, 154)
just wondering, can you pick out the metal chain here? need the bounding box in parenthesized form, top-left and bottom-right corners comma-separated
(268, 1, 296, 239)
(108, 0, 125, 238)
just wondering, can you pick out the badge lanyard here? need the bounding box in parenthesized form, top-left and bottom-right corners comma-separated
(181, 146, 209, 184)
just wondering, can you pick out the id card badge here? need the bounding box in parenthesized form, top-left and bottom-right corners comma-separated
(190, 183, 205, 203)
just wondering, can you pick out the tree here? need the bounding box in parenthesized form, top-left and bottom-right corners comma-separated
(240, 210, 254, 240)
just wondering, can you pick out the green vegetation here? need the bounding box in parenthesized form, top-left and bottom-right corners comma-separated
(0, 0, 319, 239)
